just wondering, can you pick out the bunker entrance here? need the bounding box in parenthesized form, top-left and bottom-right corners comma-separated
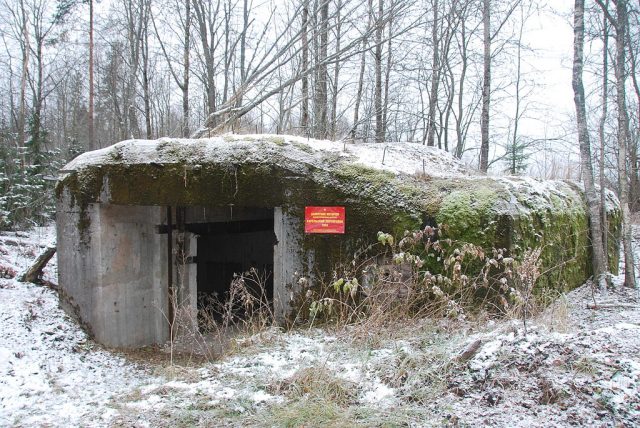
(190, 209, 276, 324)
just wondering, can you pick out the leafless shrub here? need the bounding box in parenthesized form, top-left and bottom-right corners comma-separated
(505, 247, 542, 336)
(306, 225, 544, 335)
(160, 267, 275, 364)
(538, 292, 570, 333)
(198, 268, 274, 338)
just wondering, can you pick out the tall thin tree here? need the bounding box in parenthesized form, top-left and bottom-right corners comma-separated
(573, 0, 607, 288)
(88, 0, 95, 149)
(301, 0, 309, 132)
(425, 0, 439, 147)
(374, 0, 383, 143)
(598, 1, 609, 273)
(479, 0, 490, 171)
(613, 0, 636, 287)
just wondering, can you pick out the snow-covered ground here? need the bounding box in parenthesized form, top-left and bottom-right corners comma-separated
(0, 227, 155, 427)
(1, 226, 639, 427)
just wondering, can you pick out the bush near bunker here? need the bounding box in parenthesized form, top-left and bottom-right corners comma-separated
(306, 225, 545, 328)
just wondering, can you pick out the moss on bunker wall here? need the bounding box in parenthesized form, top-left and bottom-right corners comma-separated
(57, 141, 621, 297)
(57, 157, 427, 278)
(433, 179, 598, 294)
(436, 186, 502, 245)
(516, 209, 590, 293)
(605, 206, 622, 274)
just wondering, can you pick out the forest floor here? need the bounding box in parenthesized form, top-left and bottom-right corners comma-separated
(1, 226, 639, 427)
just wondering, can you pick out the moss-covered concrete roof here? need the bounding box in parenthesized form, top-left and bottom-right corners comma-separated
(58, 133, 615, 222)
(57, 134, 621, 293)
(61, 134, 471, 177)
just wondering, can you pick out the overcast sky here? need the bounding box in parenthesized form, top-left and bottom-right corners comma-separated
(528, 3, 575, 115)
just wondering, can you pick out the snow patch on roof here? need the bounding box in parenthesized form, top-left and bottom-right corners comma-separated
(60, 134, 471, 179)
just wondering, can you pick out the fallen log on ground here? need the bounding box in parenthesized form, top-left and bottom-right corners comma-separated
(18, 245, 56, 284)
(587, 303, 640, 310)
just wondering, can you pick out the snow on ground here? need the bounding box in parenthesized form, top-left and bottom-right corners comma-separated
(441, 285, 640, 427)
(1, 225, 640, 426)
(0, 227, 155, 427)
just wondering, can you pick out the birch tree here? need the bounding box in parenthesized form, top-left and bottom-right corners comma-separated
(479, 0, 521, 172)
(479, 0, 490, 171)
(573, 0, 607, 288)
(594, 0, 636, 287)
(612, 0, 635, 287)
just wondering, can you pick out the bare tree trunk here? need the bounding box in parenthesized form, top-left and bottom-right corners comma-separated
(627, 17, 640, 214)
(182, 0, 190, 137)
(382, 0, 393, 142)
(443, 62, 454, 152)
(374, 0, 383, 143)
(313, 0, 329, 139)
(630, 144, 639, 211)
(241, 0, 248, 85)
(426, 0, 439, 147)
(350, 48, 367, 140)
(573, 0, 607, 287)
(301, 0, 309, 132)
(509, 3, 524, 175)
(223, 0, 230, 104)
(350, 0, 373, 140)
(236, 0, 249, 113)
(479, 0, 490, 172)
(330, 0, 342, 140)
(150, 0, 190, 137)
(193, 0, 219, 120)
(33, 40, 43, 152)
(598, 2, 609, 270)
(30, 1, 50, 162)
(455, 15, 468, 158)
(19, 0, 29, 157)
(614, 0, 636, 287)
(141, 0, 152, 139)
(124, 0, 143, 139)
(88, 0, 95, 149)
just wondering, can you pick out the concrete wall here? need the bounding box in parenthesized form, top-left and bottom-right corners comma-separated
(57, 194, 169, 347)
(185, 206, 273, 223)
(57, 200, 305, 347)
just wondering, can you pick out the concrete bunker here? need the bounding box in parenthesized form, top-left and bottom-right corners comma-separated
(56, 200, 303, 348)
(56, 135, 620, 348)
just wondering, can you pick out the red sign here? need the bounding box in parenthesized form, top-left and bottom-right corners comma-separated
(305, 206, 346, 234)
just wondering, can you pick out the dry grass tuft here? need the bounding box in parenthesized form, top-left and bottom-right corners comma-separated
(272, 365, 355, 405)
(537, 292, 570, 333)
(160, 268, 276, 364)
(265, 399, 353, 428)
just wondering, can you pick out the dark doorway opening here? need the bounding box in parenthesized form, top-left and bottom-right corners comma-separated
(191, 211, 275, 324)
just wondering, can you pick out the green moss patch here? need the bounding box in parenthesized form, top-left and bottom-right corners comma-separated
(57, 139, 621, 298)
(437, 186, 502, 244)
